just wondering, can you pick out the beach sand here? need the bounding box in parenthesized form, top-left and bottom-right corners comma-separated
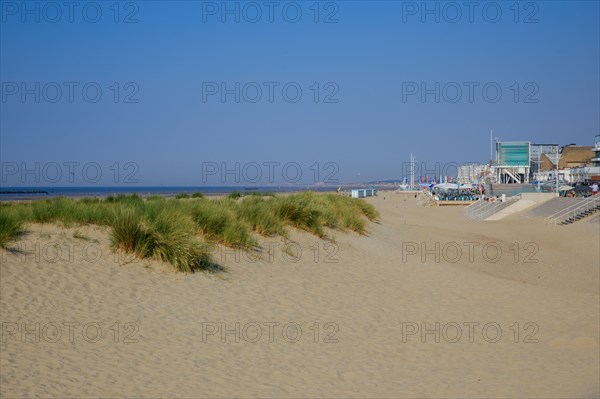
(1, 194, 598, 398)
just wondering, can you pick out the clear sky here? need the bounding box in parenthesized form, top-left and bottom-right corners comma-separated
(1, 0, 599, 186)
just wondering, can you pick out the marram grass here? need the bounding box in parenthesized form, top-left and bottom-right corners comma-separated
(0, 208, 24, 248)
(0, 192, 379, 272)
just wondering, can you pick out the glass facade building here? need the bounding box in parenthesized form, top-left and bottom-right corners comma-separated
(496, 142, 530, 166)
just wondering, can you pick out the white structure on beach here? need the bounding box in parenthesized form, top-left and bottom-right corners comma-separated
(457, 164, 487, 183)
(494, 141, 531, 184)
(351, 188, 376, 198)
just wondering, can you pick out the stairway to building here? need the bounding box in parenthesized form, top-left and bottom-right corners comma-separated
(545, 196, 600, 225)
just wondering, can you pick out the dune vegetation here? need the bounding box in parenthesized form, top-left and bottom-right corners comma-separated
(0, 192, 379, 272)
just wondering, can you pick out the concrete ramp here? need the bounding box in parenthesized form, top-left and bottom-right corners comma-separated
(465, 199, 516, 220)
(485, 193, 557, 221)
(520, 197, 588, 219)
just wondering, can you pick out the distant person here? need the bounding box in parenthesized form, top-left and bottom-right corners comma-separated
(592, 183, 599, 196)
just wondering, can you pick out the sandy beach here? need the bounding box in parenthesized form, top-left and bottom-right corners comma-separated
(1, 193, 598, 398)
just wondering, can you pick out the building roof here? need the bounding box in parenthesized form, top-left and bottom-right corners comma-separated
(558, 146, 593, 168)
(540, 153, 556, 171)
(540, 146, 594, 171)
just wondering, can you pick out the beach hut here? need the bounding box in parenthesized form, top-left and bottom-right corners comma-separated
(351, 188, 377, 198)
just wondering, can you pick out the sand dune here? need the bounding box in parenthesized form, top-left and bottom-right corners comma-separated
(1, 194, 598, 398)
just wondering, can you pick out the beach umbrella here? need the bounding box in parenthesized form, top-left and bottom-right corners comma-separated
(559, 185, 574, 191)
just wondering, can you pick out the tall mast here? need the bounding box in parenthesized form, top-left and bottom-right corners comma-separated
(490, 129, 493, 163)
(409, 153, 416, 190)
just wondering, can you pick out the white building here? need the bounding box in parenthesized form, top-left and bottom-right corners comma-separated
(457, 164, 487, 183)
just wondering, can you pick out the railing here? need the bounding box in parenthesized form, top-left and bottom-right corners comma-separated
(544, 198, 590, 225)
(465, 198, 516, 221)
(545, 196, 600, 225)
(475, 201, 511, 220)
(464, 200, 486, 219)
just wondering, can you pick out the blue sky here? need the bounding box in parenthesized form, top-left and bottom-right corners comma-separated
(1, 0, 599, 186)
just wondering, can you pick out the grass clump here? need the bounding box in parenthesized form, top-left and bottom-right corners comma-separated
(273, 194, 324, 237)
(105, 194, 143, 205)
(0, 191, 378, 272)
(110, 207, 150, 255)
(191, 192, 204, 198)
(175, 193, 190, 199)
(228, 191, 273, 200)
(355, 199, 380, 222)
(222, 222, 257, 248)
(243, 191, 275, 197)
(191, 200, 258, 248)
(192, 201, 233, 238)
(143, 209, 211, 273)
(31, 197, 113, 226)
(0, 207, 24, 248)
(236, 196, 285, 236)
(31, 197, 71, 223)
(111, 206, 211, 273)
(227, 191, 242, 200)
